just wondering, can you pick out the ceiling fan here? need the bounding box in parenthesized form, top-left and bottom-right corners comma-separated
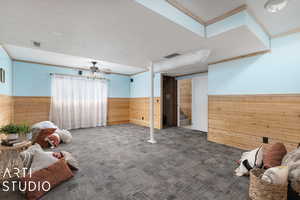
(88, 61, 112, 75)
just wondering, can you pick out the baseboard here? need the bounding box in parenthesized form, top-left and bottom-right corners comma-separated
(107, 120, 130, 125)
(129, 119, 161, 129)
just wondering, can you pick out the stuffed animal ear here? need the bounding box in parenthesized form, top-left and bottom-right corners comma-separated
(242, 160, 253, 171)
(254, 145, 264, 167)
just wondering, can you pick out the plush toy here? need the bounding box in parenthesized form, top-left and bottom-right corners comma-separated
(261, 166, 289, 185)
(282, 148, 300, 194)
(46, 133, 61, 148)
(235, 145, 263, 176)
(55, 129, 72, 144)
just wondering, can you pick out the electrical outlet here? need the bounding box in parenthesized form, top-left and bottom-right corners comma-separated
(263, 137, 269, 144)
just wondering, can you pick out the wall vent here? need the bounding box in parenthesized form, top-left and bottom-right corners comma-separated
(164, 53, 181, 59)
(32, 41, 41, 47)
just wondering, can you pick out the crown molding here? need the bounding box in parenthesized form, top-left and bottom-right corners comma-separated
(205, 4, 247, 26)
(0, 44, 13, 59)
(208, 50, 271, 65)
(175, 70, 208, 78)
(272, 27, 300, 38)
(130, 70, 148, 76)
(166, 0, 206, 25)
(165, 1, 249, 27)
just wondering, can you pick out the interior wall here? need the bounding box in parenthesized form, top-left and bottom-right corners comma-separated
(130, 71, 161, 98)
(13, 96, 50, 125)
(0, 95, 13, 127)
(12, 61, 131, 126)
(209, 95, 300, 152)
(12, 64, 162, 128)
(209, 33, 300, 95)
(129, 97, 161, 129)
(192, 74, 208, 132)
(208, 32, 300, 150)
(13, 96, 131, 126)
(129, 72, 162, 129)
(0, 47, 13, 126)
(13, 61, 130, 98)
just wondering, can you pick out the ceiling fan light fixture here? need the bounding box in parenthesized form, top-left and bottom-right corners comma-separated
(88, 61, 112, 75)
(264, 0, 288, 13)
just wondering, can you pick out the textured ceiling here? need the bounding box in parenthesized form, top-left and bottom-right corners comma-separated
(175, 0, 245, 21)
(174, 0, 300, 36)
(0, 0, 296, 75)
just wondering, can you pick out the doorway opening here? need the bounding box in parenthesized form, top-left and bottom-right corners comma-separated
(177, 74, 208, 132)
(162, 74, 208, 132)
(162, 75, 177, 128)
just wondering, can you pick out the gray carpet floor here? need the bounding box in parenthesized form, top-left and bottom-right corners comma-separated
(1, 124, 249, 200)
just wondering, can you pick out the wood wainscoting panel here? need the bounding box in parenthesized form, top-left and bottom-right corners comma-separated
(107, 98, 130, 125)
(13, 97, 130, 126)
(208, 95, 300, 151)
(129, 97, 161, 129)
(178, 79, 192, 120)
(13, 96, 51, 125)
(13, 96, 161, 128)
(0, 95, 13, 126)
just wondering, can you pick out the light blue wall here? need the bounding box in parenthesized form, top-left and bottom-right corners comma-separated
(13, 61, 130, 98)
(13, 62, 160, 98)
(0, 47, 13, 95)
(246, 12, 270, 48)
(206, 11, 269, 47)
(208, 32, 300, 95)
(107, 74, 131, 98)
(130, 71, 161, 97)
(206, 12, 245, 38)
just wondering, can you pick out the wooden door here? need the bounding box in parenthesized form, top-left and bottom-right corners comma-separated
(162, 76, 177, 128)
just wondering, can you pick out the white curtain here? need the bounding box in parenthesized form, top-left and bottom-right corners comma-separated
(50, 74, 108, 130)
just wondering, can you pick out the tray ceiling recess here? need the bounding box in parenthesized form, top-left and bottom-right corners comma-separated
(135, 0, 270, 75)
(0, 0, 283, 76)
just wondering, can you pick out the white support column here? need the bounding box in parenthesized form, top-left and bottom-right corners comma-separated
(147, 62, 157, 144)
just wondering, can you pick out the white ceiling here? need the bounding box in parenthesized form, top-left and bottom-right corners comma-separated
(247, 0, 300, 36)
(175, 0, 245, 21)
(164, 62, 207, 76)
(160, 26, 268, 76)
(0, 0, 297, 75)
(4, 44, 144, 75)
(205, 26, 267, 63)
(174, 0, 300, 36)
(3, 25, 267, 76)
(0, 0, 205, 69)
